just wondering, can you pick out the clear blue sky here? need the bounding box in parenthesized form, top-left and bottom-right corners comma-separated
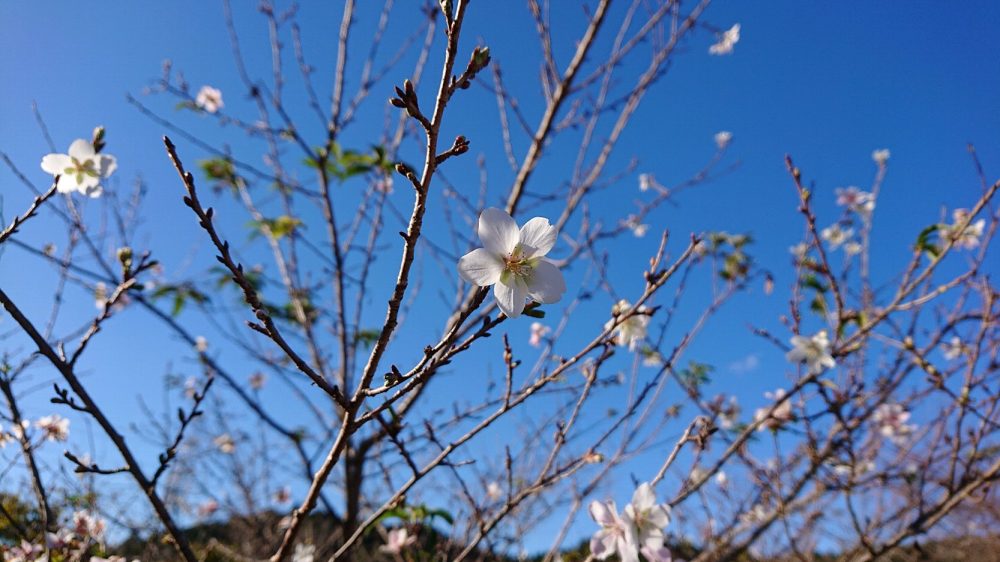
(2, 0, 999, 553)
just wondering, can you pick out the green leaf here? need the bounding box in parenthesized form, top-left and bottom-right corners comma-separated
(914, 224, 942, 258)
(248, 216, 303, 240)
(198, 158, 242, 193)
(355, 329, 381, 348)
(677, 361, 713, 389)
(799, 274, 827, 293)
(150, 283, 210, 316)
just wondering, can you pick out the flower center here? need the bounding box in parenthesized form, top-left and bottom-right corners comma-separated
(503, 247, 530, 277)
(65, 157, 99, 184)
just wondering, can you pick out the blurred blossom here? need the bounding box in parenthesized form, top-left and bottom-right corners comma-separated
(529, 322, 550, 348)
(624, 214, 649, 238)
(741, 504, 770, 524)
(834, 186, 875, 215)
(72, 510, 106, 540)
(789, 242, 809, 261)
(714, 130, 733, 149)
(487, 481, 503, 501)
(642, 350, 663, 368)
(787, 330, 835, 374)
(821, 224, 853, 249)
(718, 396, 740, 430)
(95, 282, 109, 309)
(195, 336, 209, 353)
(638, 173, 653, 192)
(197, 499, 219, 518)
(196, 85, 224, 113)
(380, 528, 417, 554)
(36, 414, 70, 441)
(715, 471, 728, 488)
(249, 371, 267, 389)
(214, 433, 236, 454)
(943, 209, 986, 250)
(184, 376, 198, 399)
(843, 241, 862, 256)
(942, 336, 965, 360)
(754, 389, 793, 431)
(872, 148, 890, 165)
(605, 300, 650, 351)
(293, 543, 316, 562)
(709, 23, 740, 55)
(873, 403, 916, 446)
(374, 176, 393, 194)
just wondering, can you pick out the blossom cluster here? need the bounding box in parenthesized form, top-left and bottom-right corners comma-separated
(0, 415, 70, 447)
(0, 511, 129, 562)
(589, 483, 674, 562)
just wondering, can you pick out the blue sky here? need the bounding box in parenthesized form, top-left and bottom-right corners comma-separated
(2, 0, 999, 553)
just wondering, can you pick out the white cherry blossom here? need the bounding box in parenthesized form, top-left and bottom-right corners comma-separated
(834, 186, 875, 215)
(715, 471, 728, 488)
(605, 299, 650, 351)
(487, 481, 503, 501)
(624, 214, 649, 238)
(36, 414, 70, 441)
(196, 85, 224, 113)
(709, 24, 740, 55)
(873, 403, 916, 446)
(754, 388, 793, 431)
(943, 209, 986, 250)
(789, 242, 810, 261)
(457, 208, 566, 318)
(942, 336, 965, 360)
(589, 499, 638, 562)
(714, 130, 733, 149)
(639, 173, 653, 192)
(624, 483, 671, 552)
(380, 528, 417, 554)
(872, 148, 890, 165)
(40, 139, 117, 198)
(529, 322, 550, 347)
(214, 433, 236, 454)
(821, 224, 854, 250)
(786, 330, 836, 373)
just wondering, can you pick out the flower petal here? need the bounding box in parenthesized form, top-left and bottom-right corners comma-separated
(589, 501, 614, 527)
(590, 529, 616, 560)
(67, 139, 95, 160)
(458, 248, 504, 287)
(526, 259, 565, 304)
(519, 216, 557, 258)
(40, 153, 72, 175)
(55, 175, 79, 194)
(84, 184, 104, 198)
(631, 483, 656, 511)
(647, 505, 671, 529)
(97, 154, 117, 178)
(76, 174, 100, 192)
(478, 208, 519, 256)
(494, 276, 527, 318)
